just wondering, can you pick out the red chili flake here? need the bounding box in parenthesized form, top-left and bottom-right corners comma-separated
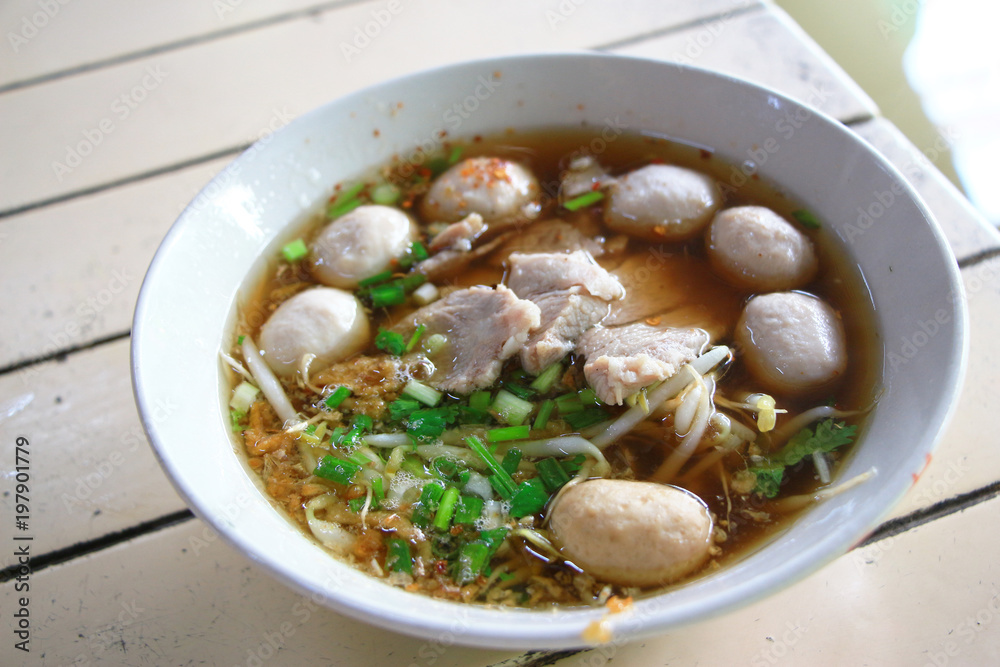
(434, 559, 449, 574)
(373, 129, 380, 137)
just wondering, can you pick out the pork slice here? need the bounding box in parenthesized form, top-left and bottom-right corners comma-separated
(507, 250, 624, 300)
(400, 284, 541, 394)
(416, 231, 512, 282)
(428, 213, 486, 252)
(519, 289, 611, 374)
(492, 219, 607, 264)
(506, 251, 623, 373)
(577, 323, 710, 404)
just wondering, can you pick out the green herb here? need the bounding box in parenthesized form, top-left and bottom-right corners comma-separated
(487, 425, 530, 443)
(348, 496, 367, 513)
(388, 397, 421, 422)
(578, 388, 600, 405)
(314, 456, 362, 485)
(564, 407, 607, 430)
(562, 190, 605, 211)
(500, 448, 523, 476)
(371, 477, 385, 505)
(465, 435, 517, 500)
(478, 527, 509, 555)
(368, 282, 407, 308)
(433, 486, 461, 531)
(510, 477, 549, 518)
(535, 458, 571, 492)
(469, 391, 492, 412)
(792, 209, 822, 229)
(554, 392, 584, 415)
(371, 183, 400, 206)
(407, 406, 457, 440)
(327, 182, 366, 218)
(358, 270, 394, 287)
(448, 145, 464, 164)
(403, 379, 443, 407)
(529, 363, 563, 393)
(455, 542, 489, 584)
(405, 324, 426, 353)
(410, 481, 446, 527)
(230, 409, 246, 432)
(492, 389, 534, 426)
(385, 538, 413, 574)
(324, 386, 352, 410)
(237, 335, 245, 345)
(750, 419, 857, 497)
(375, 328, 407, 355)
(560, 454, 587, 475)
(532, 399, 555, 430)
(281, 238, 309, 262)
(454, 495, 484, 525)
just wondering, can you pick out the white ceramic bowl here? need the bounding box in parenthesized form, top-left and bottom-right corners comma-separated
(132, 53, 967, 649)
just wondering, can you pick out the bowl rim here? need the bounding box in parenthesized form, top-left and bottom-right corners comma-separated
(132, 51, 969, 649)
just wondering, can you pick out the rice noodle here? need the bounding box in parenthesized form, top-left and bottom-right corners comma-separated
(499, 436, 611, 477)
(241, 335, 298, 425)
(589, 345, 730, 450)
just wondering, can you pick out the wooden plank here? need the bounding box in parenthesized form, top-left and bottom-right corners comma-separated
(3, 491, 997, 665)
(851, 117, 1000, 259)
(0, 339, 187, 561)
(0, 0, 356, 90)
(0, 0, 759, 214)
(0, 157, 230, 370)
(611, 4, 878, 123)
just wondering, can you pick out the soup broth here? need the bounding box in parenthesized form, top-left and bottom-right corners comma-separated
(226, 128, 879, 608)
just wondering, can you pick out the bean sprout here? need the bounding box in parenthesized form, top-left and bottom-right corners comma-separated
(241, 335, 298, 425)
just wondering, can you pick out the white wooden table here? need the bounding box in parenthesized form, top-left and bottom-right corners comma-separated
(3, 1, 999, 665)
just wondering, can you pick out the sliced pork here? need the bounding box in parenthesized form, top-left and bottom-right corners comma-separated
(399, 285, 540, 394)
(577, 322, 710, 404)
(507, 251, 623, 373)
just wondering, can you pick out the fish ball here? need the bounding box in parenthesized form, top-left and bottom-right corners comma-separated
(707, 206, 818, 290)
(420, 157, 540, 225)
(549, 479, 713, 587)
(259, 287, 369, 377)
(310, 205, 416, 289)
(604, 164, 721, 241)
(736, 292, 847, 394)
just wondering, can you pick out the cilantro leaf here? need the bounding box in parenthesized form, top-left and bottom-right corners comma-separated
(374, 327, 407, 355)
(746, 419, 857, 498)
(748, 464, 784, 498)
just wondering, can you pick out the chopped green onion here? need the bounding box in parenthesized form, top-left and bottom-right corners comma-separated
(455, 542, 489, 584)
(401, 272, 427, 293)
(448, 145, 464, 164)
(432, 457, 460, 480)
(433, 486, 461, 531)
(410, 241, 429, 262)
(348, 450, 370, 466)
(422, 333, 447, 355)
(427, 156, 450, 176)
(465, 436, 517, 500)
(487, 425, 531, 443)
(385, 538, 413, 574)
(500, 448, 522, 476)
(561, 454, 587, 475)
(510, 477, 549, 518)
(329, 426, 347, 446)
(358, 270, 394, 287)
(492, 389, 534, 426)
(371, 476, 385, 505)
(237, 335, 245, 345)
(562, 190, 605, 211)
(324, 386, 352, 410)
(405, 324, 426, 352)
(533, 399, 555, 430)
(229, 381, 260, 412)
(554, 392, 584, 415)
(535, 458, 571, 492)
(327, 182, 366, 218)
(304, 424, 317, 435)
(454, 495, 484, 525)
(792, 209, 822, 229)
(478, 527, 509, 555)
(406, 406, 456, 440)
(403, 379, 443, 407)
(469, 391, 492, 412)
(502, 382, 535, 400)
(230, 409, 246, 432)
(348, 497, 367, 513)
(411, 481, 446, 527)
(565, 407, 608, 430)
(369, 282, 407, 308)
(375, 328, 408, 355)
(281, 238, 309, 262)
(578, 388, 600, 405)
(371, 183, 400, 206)
(314, 456, 361, 485)
(529, 363, 563, 393)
